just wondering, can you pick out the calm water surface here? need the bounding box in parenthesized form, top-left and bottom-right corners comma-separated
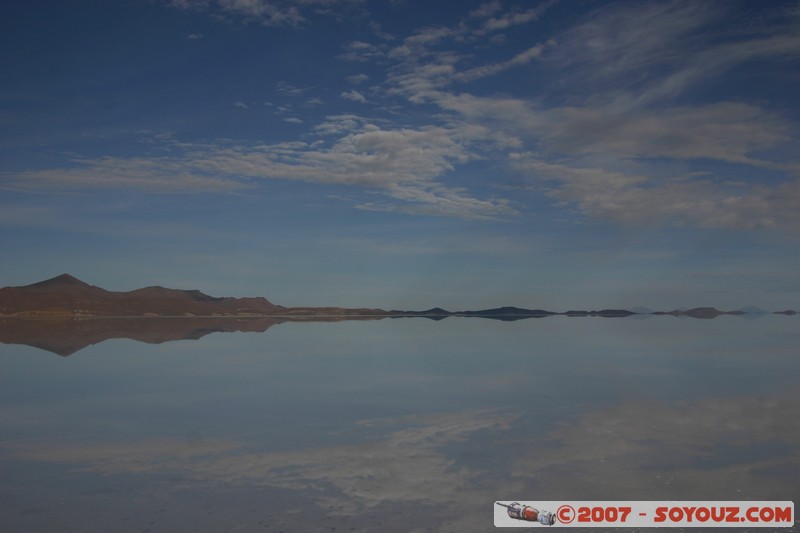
(1, 316, 798, 532)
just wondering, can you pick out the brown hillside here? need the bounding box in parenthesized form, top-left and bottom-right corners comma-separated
(0, 274, 283, 317)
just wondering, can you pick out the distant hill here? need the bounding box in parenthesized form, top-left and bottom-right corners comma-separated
(653, 307, 739, 319)
(0, 274, 283, 317)
(459, 307, 556, 320)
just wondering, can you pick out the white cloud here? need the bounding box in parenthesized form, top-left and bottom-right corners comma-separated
(103, 4, 800, 229)
(339, 40, 385, 62)
(283, 117, 303, 124)
(167, 0, 210, 8)
(45, 1, 800, 231)
(434, 92, 540, 132)
(368, 20, 394, 41)
(340, 89, 367, 103)
(304, 126, 473, 184)
(540, 102, 791, 167)
(4, 124, 513, 219)
(545, 1, 800, 105)
(313, 114, 374, 136)
(403, 25, 456, 48)
(275, 81, 310, 95)
(358, 183, 514, 220)
(477, 1, 556, 34)
(4, 155, 253, 194)
(233, 101, 248, 109)
(547, 2, 716, 80)
(7, 410, 516, 517)
(346, 73, 369, 84)
(167, 0, 364, 27)
(387, 61, 459, 104)
(512, 390, 800, 499)
(455, 41, 553, 82)
(469, 0, 501, 20)
(367, 2, 800, 231)
(380, 8, 552, 101)
(512, 156, 800, 230)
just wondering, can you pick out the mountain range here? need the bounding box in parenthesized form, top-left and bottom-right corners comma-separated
(1, 274, 796, 320)
(0, 275, 796, 356)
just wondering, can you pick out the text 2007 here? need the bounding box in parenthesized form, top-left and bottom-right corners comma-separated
(577, 506, 632, 523)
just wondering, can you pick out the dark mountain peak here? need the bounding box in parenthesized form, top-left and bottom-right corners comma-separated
(21, 274, 106, 296)
(420, 307, 451, 315)
(29, 273, 89, 288)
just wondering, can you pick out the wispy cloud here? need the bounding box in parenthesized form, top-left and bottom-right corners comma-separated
(455, 41, 554, 82)
(6, 410, 515, 519)
(476, 0, 556, 34)
(512, 390, 800, 498)
(339, 40, 386, 62)
(313, 114, 375, 136)
(539, 102, 791, 167)
(340, 89, 367, 103)
(545, 1, 800, 105)
(345, 73, 369, 84)
(469, 0, 501, 20)
(166, 0, 364, 27)
(4, 123, 513, 219)
(4, 155, 253, 193)
(275, 81, 311, 96)
(357, 183, 515, 220)
(10, 1, 800, 231)
(364, 1, 800, 230)
(511, 156, 800, 230)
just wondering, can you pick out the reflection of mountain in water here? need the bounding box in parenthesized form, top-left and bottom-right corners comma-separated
(390, 307, 637, 320)
(0, 317, 290, 356)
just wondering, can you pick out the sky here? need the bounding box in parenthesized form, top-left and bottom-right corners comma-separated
(1, 0, 799, 311)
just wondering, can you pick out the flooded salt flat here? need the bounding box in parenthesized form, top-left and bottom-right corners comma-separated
(1, 316, 798, 532)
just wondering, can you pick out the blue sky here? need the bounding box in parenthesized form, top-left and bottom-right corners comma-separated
(1, 0, 799, 310)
